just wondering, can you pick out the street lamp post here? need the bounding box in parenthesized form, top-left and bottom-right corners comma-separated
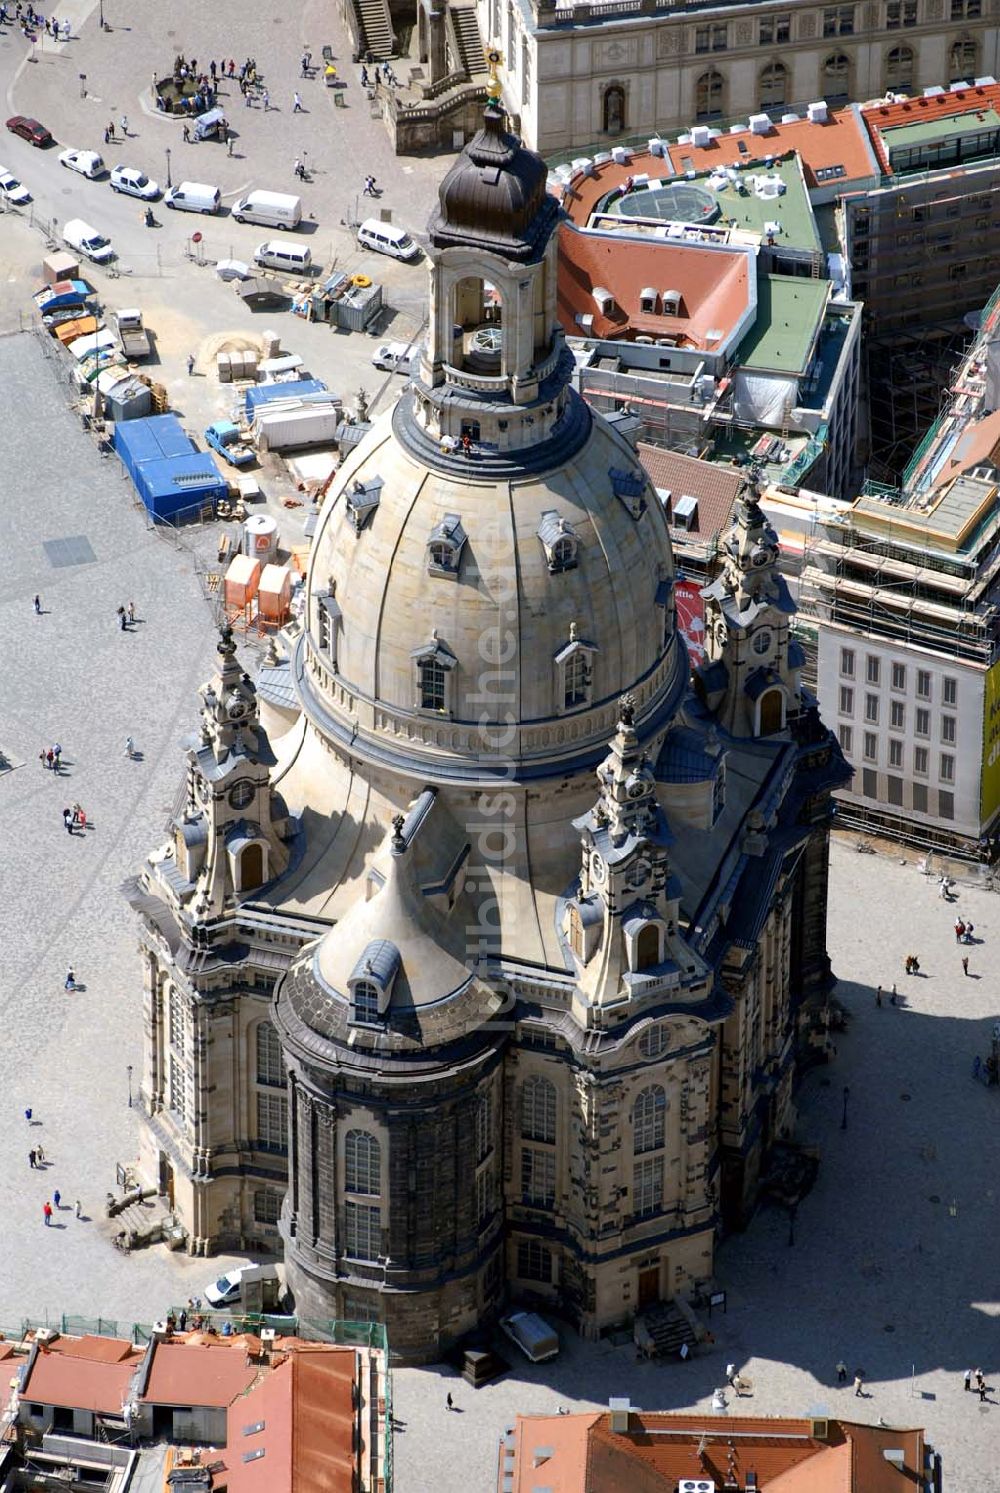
(165, 147, 172, 189)
(127, 1064, 133, 1107)
(841, 1084, 850, 1130)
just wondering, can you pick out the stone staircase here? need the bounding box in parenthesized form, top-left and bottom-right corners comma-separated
(112, 1193, 179, 1249)
(354, 0, 395, 59)
(637, 1301, 698, 1358)
(450, 5, 486, 76)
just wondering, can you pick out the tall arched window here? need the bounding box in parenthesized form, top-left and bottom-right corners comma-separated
(239, 842, 264, 891)
(345, 1131, 381, 1195)
(636, 924, 661, 971)
(822, 52, 851, 101)
(603, 82, 626, 133)
(563, 651, 589, 709)
(633, 1086, 666, 1154)
(885, 44, 914, 91)
(344, 1130, 381, 1260)
(353, 980, 380, 1024)
(695, 70, 725, 121)
(760, 689, 784, 734)
(949, 36, 976, 83)
(521, 1075, 557, 1142)
(759, 61, 787, 109)
(256, 1022, 284, 1087)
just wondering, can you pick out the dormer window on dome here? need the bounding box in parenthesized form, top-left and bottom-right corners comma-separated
(412, 635, 457, 714)
(610, 467, 647, 520)
(427, 513, 467, 577)
(348, 939, 401, 1024)
(555, 624, 598, 713)
(537, 510, 578, 573)
(346, 475, 383, 533)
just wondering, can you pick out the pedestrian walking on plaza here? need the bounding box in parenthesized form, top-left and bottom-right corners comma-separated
(262, 88, 270, 111)
(187, 353, 195, 375)
(836, 1359, 847, 1383)
(62, 807, 73, 834)
(53, 743, 61, 768)
(979, 1379, 988, 1402)
(182, 122, 191, 142)
(36, 1143, 44, 1163)
(228, 58, 235, 76)
(962, 955, 970, 976)
(39, 751, 47, 770)
(125, 736, 135, 759)
(360, 64, 369, 87)
(853, 1370, 865, 1397)
(726, 1362, 737, 1386)
(128, 599, 136, 623)
(46, 748, 54, 769)
(965, 1368, 973, 1392)
(179, 1308, 188, 1331)
(33, 593, 41, 614)
(976, 1368, 985, 1393)
(43, 1201, 52, 1226)
(53, 1189, 61, 1209)
(75, 1199, 82, 1218)
(210, 59, 217, 81)
(875, 984, 882, 1007)
(65, 968, 76, 991)
(106, 120, 115, 141)
(446, 1392, 454, 1411)
(29, 1149, 37, 1168)
(891, 983, 897, 1003)
(120, 114, 129, 136)
(955, 917, 964, 941)
(966, 921, 975, 943)
(293, 91, 303, 112)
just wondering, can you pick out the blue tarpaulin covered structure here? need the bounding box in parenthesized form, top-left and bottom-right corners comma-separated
(113, 414, 227, 522)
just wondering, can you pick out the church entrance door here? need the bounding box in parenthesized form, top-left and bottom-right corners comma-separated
(638, 1265, 660, 1309)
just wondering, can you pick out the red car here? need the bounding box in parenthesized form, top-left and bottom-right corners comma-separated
(5, 115, 53, 147)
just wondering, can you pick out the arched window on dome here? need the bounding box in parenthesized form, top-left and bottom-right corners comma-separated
(554, 627, 597, 714)
(426, 513, 467, 577)
(314, 585, 342, 669)
(412, 636, 457, 714)
(538, 510, 578, 573)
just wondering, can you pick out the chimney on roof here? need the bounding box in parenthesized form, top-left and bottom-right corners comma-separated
(608, 1398, 632, 1433)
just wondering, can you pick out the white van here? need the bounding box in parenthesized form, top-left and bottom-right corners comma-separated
(232, 190, 302, 229)
(253, 238, 312, 273)
(164, 180, 221, 215)
(62, 218, 114, 263)
(357, 218, 420, 262)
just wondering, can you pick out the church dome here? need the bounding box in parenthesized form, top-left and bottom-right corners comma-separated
(429, 100, 556, 260)
(300, 398, 683, 779)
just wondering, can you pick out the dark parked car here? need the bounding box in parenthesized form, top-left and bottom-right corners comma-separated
(5, 116, 53, 147)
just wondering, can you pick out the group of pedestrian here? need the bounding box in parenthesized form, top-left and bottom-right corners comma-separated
(64, 968, 77, 991)
(954, 917, 975, 943)
(874, 983, 901, 1007)
(904, 953, 921, 975)
(116, 600, 137, 630)
(25, 1115, 83, 1225)
(61, 803, 88, 834)
(39, 742, 62, 772)
(964, 1367, 989, 1401)
(363, 174, 379, 196)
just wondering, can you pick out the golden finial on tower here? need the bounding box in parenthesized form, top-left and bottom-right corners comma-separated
(486, 47, 503, 103)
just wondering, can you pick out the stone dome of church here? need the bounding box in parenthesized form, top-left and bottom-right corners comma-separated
(301, 402, 683, 778)
(429, 100, 556, 260)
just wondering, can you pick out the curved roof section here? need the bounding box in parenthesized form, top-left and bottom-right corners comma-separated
(430, 101, 557, 261)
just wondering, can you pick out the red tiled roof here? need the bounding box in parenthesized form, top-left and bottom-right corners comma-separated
(142, 1338, 257, 1409)
(861, 82, 1000, 172)
(638, 443, 743, 537)
(932, 407, 1000, 487)
(23, 1337, 142, 1416)
(559, 107, 877, 227)
(558, 222, 751, 349)
(223, 1345, 358, 1493)
(503, 1412, 927, 1492)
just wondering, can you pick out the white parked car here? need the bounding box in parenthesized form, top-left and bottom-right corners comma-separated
(0, 167, 30, 204)
(371, 341, 414, 374)
(59, 148, 105, 179)
(109, 165, 159, 199)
